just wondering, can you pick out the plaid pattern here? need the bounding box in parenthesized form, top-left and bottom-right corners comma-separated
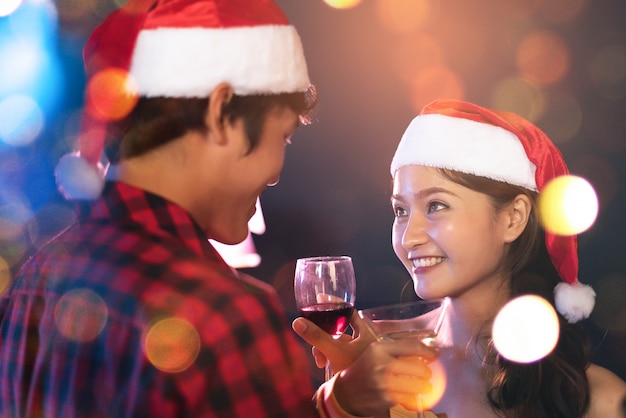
(0, 182, 317, 418)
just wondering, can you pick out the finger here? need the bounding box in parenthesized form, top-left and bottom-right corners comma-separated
(292, 317, 336, 353)
(387, 356, 433, 380)
(350, 310, 382, 342)
(378, 338, 439, 361)
(386, 372, 434, 396)
(389, 389, 431, 411)
(312, 346, 327, 368)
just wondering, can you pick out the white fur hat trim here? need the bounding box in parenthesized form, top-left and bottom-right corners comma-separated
(390, 114, 538, 191)
(554, 281, 596, 323)
(129, 25, 310, 97)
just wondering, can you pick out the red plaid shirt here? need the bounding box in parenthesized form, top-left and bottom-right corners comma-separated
(0, 182, 318, 418)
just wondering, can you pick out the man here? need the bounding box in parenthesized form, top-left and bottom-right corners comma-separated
(0, 0, 438, 416)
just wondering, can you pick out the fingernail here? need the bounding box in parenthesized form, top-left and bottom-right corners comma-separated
(293, 318, 307, 333)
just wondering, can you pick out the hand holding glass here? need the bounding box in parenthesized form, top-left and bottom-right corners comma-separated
(358, 298, 449, 417)
(294, 256, 356, 380)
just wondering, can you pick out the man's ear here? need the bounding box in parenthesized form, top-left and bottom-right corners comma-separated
(503, 194, 532, 243)
(206, 82, 234, 145)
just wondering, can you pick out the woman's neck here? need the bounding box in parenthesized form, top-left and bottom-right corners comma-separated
(438, 288, 509, 349)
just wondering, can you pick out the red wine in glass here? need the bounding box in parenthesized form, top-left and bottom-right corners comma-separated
(294, 256, 356, 380)
(299, 302, 354, 337)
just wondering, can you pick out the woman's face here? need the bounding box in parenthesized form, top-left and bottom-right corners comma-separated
(391, 166, 513, 301)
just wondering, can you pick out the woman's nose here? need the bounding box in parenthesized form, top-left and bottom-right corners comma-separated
(402, 214, 429, 249)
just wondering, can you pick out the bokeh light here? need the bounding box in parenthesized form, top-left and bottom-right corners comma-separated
(323, 0, 362, 9)
(376, 0, 437, 33)
(85, 68, 139, 121)
(516, 30, 569, 85)
(409, 65, 465, 113)
(54, 288, 108, 342)
(537, 90, 582, 145)
(0, 192, 31, 270)
(490, 76, 545, 122)
(538, 175, 599, 236)
(0, 256, 10, 296)
(144, 317, 200, 373)
(493, 295, 559, 363)
(417, 358, 446, 411)
(390, 34, 444, 84)
(0, 0, 22, 17)
(0, 95, 44, 146)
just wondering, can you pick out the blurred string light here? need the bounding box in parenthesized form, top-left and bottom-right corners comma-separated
(323, 0, 362, 9)
(493, 294, 560, 363)
(0, 0, 63, 147)
(538, 175, 599, 236)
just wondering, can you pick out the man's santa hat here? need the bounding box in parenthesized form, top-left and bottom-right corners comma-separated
(390, 99, 595, 323)
(55, 0, 310, 200)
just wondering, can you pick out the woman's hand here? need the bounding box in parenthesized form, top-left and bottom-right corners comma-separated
(292, 312, 439, 416)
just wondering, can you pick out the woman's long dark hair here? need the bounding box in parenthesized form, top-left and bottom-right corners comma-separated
(439, 169, 591, 418)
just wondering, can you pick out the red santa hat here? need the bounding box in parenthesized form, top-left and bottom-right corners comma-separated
(55, 0, 311, 200)
(390, 99, 595, 323)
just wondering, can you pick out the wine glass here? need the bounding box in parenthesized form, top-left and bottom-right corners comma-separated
(294, 256, 356, 380)
(358, 298, 450, 418)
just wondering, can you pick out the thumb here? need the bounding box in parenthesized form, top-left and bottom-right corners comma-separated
(350, 310, 381, 343)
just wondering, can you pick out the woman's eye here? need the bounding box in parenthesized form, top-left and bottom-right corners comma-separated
(427, 201, 447, 213)
(393, 206, 408, 217)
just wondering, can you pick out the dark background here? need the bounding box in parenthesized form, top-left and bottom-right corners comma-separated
(0, 0, 624, 383)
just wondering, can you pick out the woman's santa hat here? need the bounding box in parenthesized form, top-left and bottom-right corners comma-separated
(55, 0, 310, 200)
(390, 99, 595, 323)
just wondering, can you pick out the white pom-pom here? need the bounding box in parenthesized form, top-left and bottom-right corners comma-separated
(554, 281, 596, 323)
(54, 152, 106, 200)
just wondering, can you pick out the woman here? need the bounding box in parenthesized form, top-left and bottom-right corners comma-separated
(294, 99, 626, 417)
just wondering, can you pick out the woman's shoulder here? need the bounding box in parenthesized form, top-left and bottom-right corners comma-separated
(585, 363, 626, 418)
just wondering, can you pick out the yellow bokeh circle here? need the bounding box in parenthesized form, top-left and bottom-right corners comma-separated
(538, 175, 598, 236)
(144, 317, 201, 373)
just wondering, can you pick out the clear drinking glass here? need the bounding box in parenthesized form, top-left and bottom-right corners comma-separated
(358, 298, 450, 418)
(294, 256, 356, 380)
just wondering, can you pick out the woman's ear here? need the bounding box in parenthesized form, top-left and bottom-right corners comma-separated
(205, 82, 234, 145)
(503, 194, 532, 243)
